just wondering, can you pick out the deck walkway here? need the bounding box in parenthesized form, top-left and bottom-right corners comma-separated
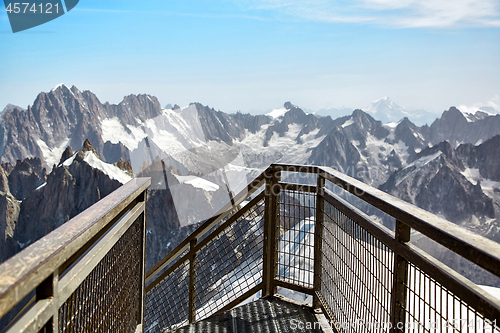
(174, 297, 327, 332)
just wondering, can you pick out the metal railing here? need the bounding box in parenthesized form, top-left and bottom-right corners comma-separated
(145, 164, 500, 332)
(0, 178, 150, 333)
(2, 164, 500, 333)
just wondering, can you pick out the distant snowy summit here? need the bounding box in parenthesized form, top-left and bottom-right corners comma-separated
(364, 97, 435, 125)
(315, 97, 436, 126)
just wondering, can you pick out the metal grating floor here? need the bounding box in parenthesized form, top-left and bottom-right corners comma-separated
(174, 297, 325, 332)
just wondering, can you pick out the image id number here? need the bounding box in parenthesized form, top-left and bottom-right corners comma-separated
(6, 3, 60, 14)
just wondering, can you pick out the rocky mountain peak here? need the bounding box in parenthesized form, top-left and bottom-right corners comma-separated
(1, 104, 25, 114)
(0, 165, 9, 193)
(442, 107, 468, 124)
(351, 109, 378, 127)
(81, 139, 100, 159)
(59, 146, 74, 165)
(110, 94, 163, 125)
(114, 159, 134, 177)
(284, 101, 294, 110)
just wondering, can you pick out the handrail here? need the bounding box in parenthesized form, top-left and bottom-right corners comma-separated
(146, 163, 500, 332)
(0, 177, 150, 331)
(145, 174, 266, 283)
(321, 188, 500, 321)
(2, 163, 500, 333)
(272, 163, 500, 277)
(316, 165, 500, 277)
(145, 191, 266, 294)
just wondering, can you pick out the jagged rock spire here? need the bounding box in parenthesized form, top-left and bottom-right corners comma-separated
(114, 159, 134, 177)
(81, 139, 99, 159)
(59, 146, 74, 165)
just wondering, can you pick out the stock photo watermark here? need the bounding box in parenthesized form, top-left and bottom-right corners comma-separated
(3, 0, 79, 32)
(290, 318, 498, 332)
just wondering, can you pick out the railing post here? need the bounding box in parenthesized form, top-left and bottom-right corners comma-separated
(390, 220, 410, 332)
(188, 239, 197, 324)
(36, 271, 58, 332)
(138, 190, 147, 333)
(313, 174, 325, 309)
(263, 166, 281, 297)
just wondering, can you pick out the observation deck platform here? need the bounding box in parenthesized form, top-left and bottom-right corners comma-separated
(173, 297, 325, 333)
(1, 164, 499, 333)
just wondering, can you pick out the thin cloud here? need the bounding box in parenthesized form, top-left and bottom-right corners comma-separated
(459, 95, 500, 115)
(242, 0, 500, 27)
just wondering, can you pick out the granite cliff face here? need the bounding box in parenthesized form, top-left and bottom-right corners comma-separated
(0, 158, 47, 262)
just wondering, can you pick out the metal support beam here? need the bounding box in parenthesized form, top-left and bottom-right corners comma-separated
(36, 271, 58, 333)
(138, 191, 147, 333)
(263, 166, 281, 297)
(188, 239, 198, 324)
(313, 175, 325, 309)
(390, 220, 410, 332)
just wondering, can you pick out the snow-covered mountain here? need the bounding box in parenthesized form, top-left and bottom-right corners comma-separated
(365, 97, 407, 122)
(380, 138, 500, 239)
(364, 97, 437, 125)
(2, 84, 500, 275)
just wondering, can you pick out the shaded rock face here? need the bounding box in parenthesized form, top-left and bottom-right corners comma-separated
(380, 138, 497, 230)
(0, 164, 20, 263)
(194, 103, 235, 144)
(392, 117, 428, 156)
(145, 188, 183, 271)
(415, 164, 494, 223)
(103, 141, 130, 164)
(232, 112, 271, 134)
(429, 107, 500, 147)
(13, 143, 123, 253)
(456, 135, 500, 181)
(59, 146, 73, 165)
(308, 128, 361, 176)
(0, 191, 20, 263)
(7, 158, 46, 201)
(342, 110, 389, 148)
(193, 103, 273, 145)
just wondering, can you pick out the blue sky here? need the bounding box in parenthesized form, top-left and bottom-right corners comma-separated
(1, 0, 499, 115)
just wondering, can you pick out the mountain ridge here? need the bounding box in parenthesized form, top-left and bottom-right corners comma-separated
(1, 85, 500, 283)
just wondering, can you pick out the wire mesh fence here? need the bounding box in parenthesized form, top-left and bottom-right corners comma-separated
(59, 215, 143, 333)
(194, 197, 265, 320)
(143, 166, 500, 333)
(319, 198, 394, 332)
(144, 194, 266, 332)
(276, 188, 316, 289)
(403, 262, 500, 333)
(145, 260, 190, 333)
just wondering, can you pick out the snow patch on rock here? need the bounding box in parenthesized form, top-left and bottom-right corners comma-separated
(174, 175, 219, 192)
(83, 151, 133, 184)
(37, 138, 71, 167)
